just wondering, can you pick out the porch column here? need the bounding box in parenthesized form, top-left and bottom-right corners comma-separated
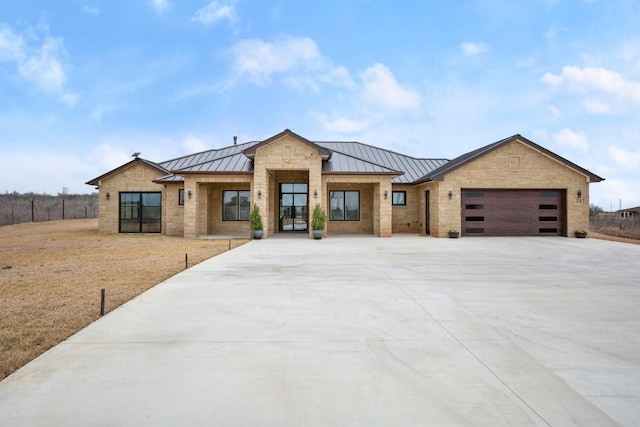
(183, 180, 197, 238)
(308, 167, 324, 238)
(253, 161, 269, 237)
(378, 180, 392, 237)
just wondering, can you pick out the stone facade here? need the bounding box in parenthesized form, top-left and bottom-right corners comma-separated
(95, 161, 165, 234)
(423, 139, 592, 237)
(90, 133, 600, 239)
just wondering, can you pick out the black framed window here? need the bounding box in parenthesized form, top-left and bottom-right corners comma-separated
(223, 190, 250, 221)
(178, 189, 185, 205)
(329, 191, 359, 221)
(392, 191, 406, 206)
(119, 192, 161, 233)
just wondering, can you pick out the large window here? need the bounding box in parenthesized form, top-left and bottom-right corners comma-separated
(392, 191, 406, 206)
(119, 192, 161, 233)
(330, 191, 360, 221)
(223, 190, 250, 221)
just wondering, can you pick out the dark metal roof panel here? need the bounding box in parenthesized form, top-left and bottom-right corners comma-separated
(176, 154, 253, 173)
(159, 141, 259, 171)
(323, 152, 402, 175)
(316, 141, 448, 183)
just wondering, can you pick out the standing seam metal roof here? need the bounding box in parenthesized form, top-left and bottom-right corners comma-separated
(152, 139, 450, 184)
(316, 141, 448, 184)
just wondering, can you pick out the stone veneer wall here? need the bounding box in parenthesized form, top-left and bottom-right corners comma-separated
(324, 175, 393, 237)
(163, 183, 184, 236)
(208, 182, 251, 236)
(253, 135, 324, 238)
(97, 162, 165, 233)
(431, 139, 591, 237)
(183, 174, 252, 238)
(391, 185, 421, 234)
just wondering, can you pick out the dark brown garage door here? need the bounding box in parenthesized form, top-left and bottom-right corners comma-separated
(461, 190, 565, 236)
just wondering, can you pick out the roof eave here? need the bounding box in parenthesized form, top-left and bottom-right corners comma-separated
(86, 158, 168, 187)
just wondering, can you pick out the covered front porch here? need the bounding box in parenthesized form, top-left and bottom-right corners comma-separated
(181, 171, 393, 239)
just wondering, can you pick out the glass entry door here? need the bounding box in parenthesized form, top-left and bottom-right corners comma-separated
(280, 183, 308, 231)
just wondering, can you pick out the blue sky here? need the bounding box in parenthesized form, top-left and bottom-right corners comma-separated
(1, 0, 639, 210)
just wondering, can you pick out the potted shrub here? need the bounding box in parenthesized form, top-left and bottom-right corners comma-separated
(311, 204, 327, 240)
(249, 204, 263, 239)
(575, 229, 587, 238)
(448, 229, 460, 238)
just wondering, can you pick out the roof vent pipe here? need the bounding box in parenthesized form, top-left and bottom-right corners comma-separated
(233, 136, 237, 145)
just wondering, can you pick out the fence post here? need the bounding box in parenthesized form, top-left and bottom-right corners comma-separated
(31, 199, 34, 222)
(62, 199, 65, 220)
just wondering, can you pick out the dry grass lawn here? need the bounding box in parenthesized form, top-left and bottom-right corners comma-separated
(0, 219, 248, 381)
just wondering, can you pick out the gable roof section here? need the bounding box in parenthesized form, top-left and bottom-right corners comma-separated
(317, 141, 448, 184)
(159, 140, 258, 172)
(321, 150, 403, 176)
(86, 158, 170, 186)
(242, 129, 332, 160)
(415, 134, 605, 183)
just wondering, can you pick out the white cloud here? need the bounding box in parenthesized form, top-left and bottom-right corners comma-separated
(553, 128, 589, 152)
(192, 1, 236, 25)
(82, 6, 100, 16)
(543, 26, 567, 40)
(182, 135, 211, 153)
(608, 146, 640, 169)
(320, 65, 354, 89)
(17, 37, 66, 91)
(359, 63, 422, 111)
(0, 26, 24, 61)
(230, 36, 322, 85)
(151, 0, 169, 14)
(60, 92, 79, 106)
(541, 66, 640, 104)
(550, 105, 562, 117)
(460, 42, 489, 56)
(89, 143, 131, 172)
(0, 25, 72, 100)
(321, 116, 370, 134)
(583, 100, 611, 114)
(516, 57, 536, 68)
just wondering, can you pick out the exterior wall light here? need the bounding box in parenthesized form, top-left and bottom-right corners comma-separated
(106, 192, 110, 200)
(314, 189, 318, 198)
(448, 190, 453, 200)
(187, 190, 192, 199)
(258, 190, 262, 199)
(577, 190, 582, 199)
(384, 190, 388, 199)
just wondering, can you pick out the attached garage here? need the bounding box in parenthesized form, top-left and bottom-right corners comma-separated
(461, 189, 565, 236)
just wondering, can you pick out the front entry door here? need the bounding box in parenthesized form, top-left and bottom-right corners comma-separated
(280, 183, 308, 231)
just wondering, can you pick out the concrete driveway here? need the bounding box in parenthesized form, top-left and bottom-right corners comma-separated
(1, 235, 639, 426)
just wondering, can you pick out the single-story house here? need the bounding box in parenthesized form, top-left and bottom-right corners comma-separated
(618, 206, 640, 219)
(86, 129, 604, 238)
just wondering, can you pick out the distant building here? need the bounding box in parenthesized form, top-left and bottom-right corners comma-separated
(618, 206, 640, 219)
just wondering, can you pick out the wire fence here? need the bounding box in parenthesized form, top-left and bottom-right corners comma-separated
(0, 195, 98, 227)
(591, 214, 640, 240)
